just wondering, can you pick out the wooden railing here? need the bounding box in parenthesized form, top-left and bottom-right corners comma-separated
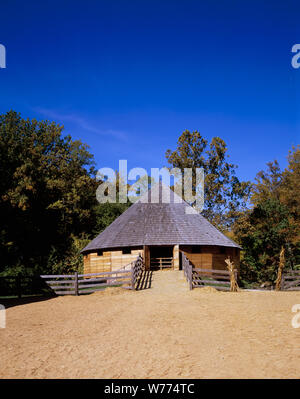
(281, 270, 300, 291)
(0, 274, 51, 298)
(131, 255, 144, 289)
(182, 253, 235, 291)
(150, 257, 173, 270)
(40, 256, 145, 295)
(192, 268, 234, 291)
(182, 253, 193, 290)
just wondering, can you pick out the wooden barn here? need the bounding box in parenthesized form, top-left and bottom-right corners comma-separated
(81, 183, 240, 274)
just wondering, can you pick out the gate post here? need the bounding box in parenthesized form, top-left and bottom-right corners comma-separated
(74, 272, 79, 296)
(131, 262, 135, 290)
(189, 265, 193, 290)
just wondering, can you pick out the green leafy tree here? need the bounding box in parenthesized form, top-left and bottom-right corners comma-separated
(251, 160, 282, 205)
(93, 170, 132, 235)
(234, 198, 296, 284)
(46, 234, 91, 275)
(0, 110, 98, 274)
(165, 130, 251, 230)
(280, 146, 300, 243)
(235, 146, 300, 284)
(93, 202, 130, 235)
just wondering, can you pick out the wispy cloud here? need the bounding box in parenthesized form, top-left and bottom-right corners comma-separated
(32, 107, 128, 141)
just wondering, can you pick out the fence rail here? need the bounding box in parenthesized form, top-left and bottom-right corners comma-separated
(281, 270, 300, 291)
(182, 253, 193, 290)
(40, 255, 145, 296)
(0, 274, 52, 298)
(131, 256, 144, 289)
(150, 257, 173, 270)
(182, 253, 235, 291)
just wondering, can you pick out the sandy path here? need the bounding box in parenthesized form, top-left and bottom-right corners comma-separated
(0, 270, 300, 379)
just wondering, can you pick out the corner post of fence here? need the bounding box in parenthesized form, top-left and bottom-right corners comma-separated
(189, 265, 193, 290)
(74, 272, 79, 296)
(131, 263, 135, 290)
(16, 273, 22, 299)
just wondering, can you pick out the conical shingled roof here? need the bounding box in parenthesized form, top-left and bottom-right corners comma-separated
(81, 182, 241, 253)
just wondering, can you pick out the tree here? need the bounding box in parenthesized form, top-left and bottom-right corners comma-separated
(235, 146, 300, 284)
(93, 202, 130, 235)
(0, 110, 98, 274)
(234, 198, 296, 284)
(251, 160, 282, 205)
(165, 130, 251, 230)
(280, 146, 300, 243)
(93, 170, 132, 234)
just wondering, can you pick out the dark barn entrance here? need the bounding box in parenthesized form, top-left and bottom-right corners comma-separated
(149, 246, 174, 270)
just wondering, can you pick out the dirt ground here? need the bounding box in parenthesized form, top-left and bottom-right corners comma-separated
(1, 270, 300, 379)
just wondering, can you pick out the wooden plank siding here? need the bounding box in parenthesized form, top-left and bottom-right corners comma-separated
(83, 247, 144, 274)
(84, 245, 240, 275)
(182, 252, 233, 291)
(181, 245, 240, 273)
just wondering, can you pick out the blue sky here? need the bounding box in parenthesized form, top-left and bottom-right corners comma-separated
(0, 0, 299, 182)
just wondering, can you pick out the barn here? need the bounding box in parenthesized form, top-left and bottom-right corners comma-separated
(81, 182, 240, 274)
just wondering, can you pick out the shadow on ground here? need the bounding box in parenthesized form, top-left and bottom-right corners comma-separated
(136, 271, 153, 290)
(0, 295, 55, 309)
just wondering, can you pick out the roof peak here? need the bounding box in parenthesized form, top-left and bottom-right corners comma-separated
(137, 180, 188, 205)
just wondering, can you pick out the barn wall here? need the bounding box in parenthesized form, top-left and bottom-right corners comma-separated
(181, 246, 240, 272)
(83, 248, 144, 274)
(83, 245, 240, 274)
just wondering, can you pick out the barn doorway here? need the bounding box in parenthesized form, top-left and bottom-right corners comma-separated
(149, 246, 174, 270)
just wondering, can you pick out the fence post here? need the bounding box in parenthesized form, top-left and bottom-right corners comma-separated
(16, 273, 22, 299)
(189, 265, 193, 290)
(131, 263, 135, 290)
(74, 272, 79, 296)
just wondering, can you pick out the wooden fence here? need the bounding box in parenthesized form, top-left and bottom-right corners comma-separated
(182, 253, 235, 291)
(281, 270, 300, 291)
(150, 257, 173, 270)
(182, 253, 193, 289)
(41, 255, 145, 296)
(0, 274, 51, 298)
(131, 255, 144, 289)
